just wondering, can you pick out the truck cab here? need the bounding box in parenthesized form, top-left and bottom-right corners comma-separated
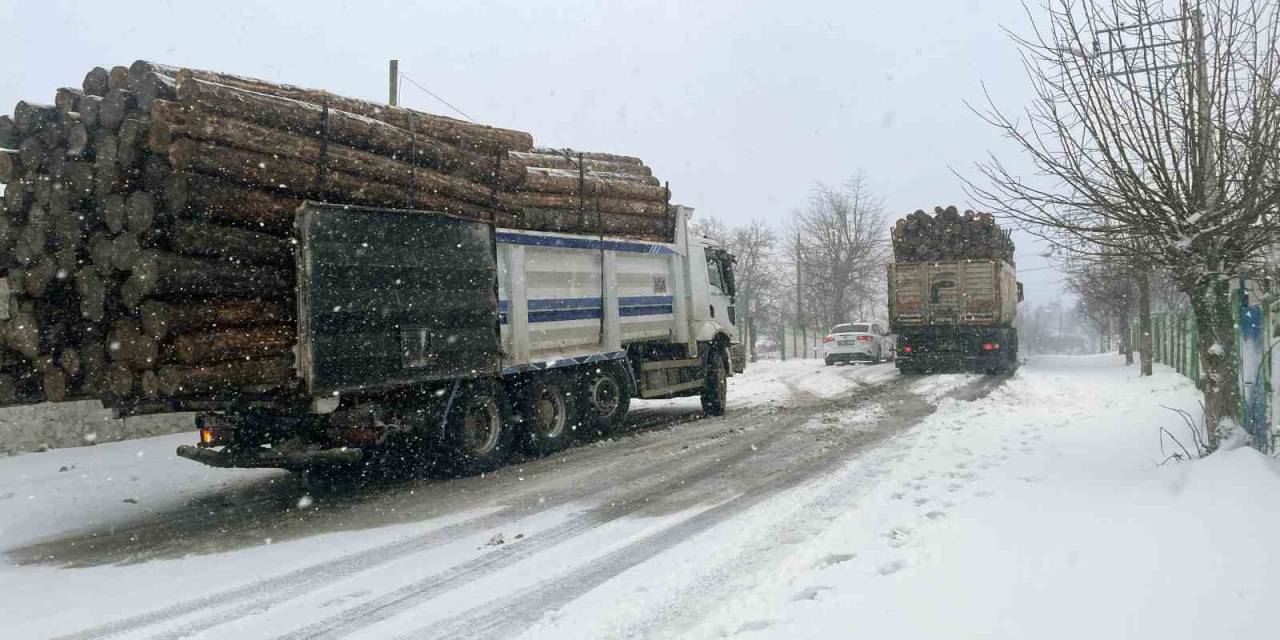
(687, 237, 744, 372)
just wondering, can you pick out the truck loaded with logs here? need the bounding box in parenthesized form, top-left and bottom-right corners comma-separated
(0, 61, 745, 475)
(888, 206, 1022, 374)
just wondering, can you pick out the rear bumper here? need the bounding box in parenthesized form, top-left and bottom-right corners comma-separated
(826, 351, 877, 362)
(896, 351, 1005, 369)
(176, 444, 364, 470)
(894, 326, 1013, 372)
(824, 343, 875, 356)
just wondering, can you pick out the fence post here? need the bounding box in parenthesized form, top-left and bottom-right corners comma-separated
(1182, 313, 1192, 378)
(1152, 315, 1160, 364)
(1180, 314, 1188, 375)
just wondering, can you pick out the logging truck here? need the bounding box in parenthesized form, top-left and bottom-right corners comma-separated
(175, 202, 745, 475)
(888, 260, 1022, 374)
(887, 208, 1023, 374)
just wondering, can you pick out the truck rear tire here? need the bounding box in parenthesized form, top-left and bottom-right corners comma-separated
(517, 372, 578, 456)
(581, 362, 630, 439)
(443, 380, 514, 475)
(701, 350, 728, 416)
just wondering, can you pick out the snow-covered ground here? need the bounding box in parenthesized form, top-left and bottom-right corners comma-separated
(676, 355, 1280, 639)
(4, 355, 1275, 640)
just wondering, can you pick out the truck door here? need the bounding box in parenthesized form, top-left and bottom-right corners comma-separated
(705, 248, 738, 341)
(296, 202, 502, 396)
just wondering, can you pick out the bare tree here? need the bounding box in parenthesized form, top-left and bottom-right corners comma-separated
(726, 219, 781, 361)
(1064, 253, 1139, 363)
(967, 0, 1280, 448)
(790, 174, 891, 330)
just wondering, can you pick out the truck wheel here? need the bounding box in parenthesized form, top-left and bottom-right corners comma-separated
(581, 363, 630, 439)
(824, 356, 834, 366)
(517, 373, 578, 456)
(701, 350, 728, 416)
(443, 380, 514, 475)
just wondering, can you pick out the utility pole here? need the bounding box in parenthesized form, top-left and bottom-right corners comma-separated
(388, 59, 399, 106)
(795, 231, 803, 359)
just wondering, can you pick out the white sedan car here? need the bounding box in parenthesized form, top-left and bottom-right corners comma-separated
(822, 321, 894, 365)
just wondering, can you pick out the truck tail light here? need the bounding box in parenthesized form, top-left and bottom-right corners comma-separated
(199, 427, 232, 447)
(903, 346, 913, 353)
(823, 335, 834, 343)
(857, 335, 873, 342)
(982, 342, 1000, 351)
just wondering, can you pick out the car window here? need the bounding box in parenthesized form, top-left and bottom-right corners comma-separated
(831, 324, 868, 334)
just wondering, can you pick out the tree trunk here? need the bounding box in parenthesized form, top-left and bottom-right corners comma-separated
(0, 115, 16, 148)
(172, 80, 524, 188)
(1139, 270, 1153, 376)
(168, 219, 293, 265)
(151, 104, 499, 206)
(82, 67, 110, 97)
(165, 325, 294, 364)
(164, 172, 301, 231)
(107, 66, 131, 92)
(1188, 276, 1240, 452)
(168, 65, 533, 153)
(509, 191, 667, 217)
(156, 356, 295, 396)
(510, 151, 653, 178)
(520, 168, 667, 200)
(1119, 313, 1133, 365)
(166, 137, 499, 221)
(0, 148, 21, 183)
(121, 250, 292, 308)
(139, 299, 293, 341)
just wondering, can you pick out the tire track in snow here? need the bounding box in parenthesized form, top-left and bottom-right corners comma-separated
(394, 374, 1009, 640)
(54, 377, 904, 640)
(265, 383, 908, 640)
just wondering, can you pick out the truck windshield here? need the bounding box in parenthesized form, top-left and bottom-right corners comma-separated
(831, 324, 868, 334)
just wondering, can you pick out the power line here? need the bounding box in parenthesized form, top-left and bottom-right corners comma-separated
(398, 72, 475, 122)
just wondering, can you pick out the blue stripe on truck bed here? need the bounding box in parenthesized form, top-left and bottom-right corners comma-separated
(498, 296, 673, 323)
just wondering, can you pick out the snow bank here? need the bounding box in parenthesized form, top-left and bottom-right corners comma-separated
(0, 400, 193, 455)
(693, 354, 1280, 640)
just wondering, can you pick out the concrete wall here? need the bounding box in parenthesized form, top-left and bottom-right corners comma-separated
(0, 401, 193, 455)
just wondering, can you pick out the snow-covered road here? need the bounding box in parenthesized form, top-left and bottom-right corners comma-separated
(3, 355, 1277, 640)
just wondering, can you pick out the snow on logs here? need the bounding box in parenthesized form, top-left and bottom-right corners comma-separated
(0, 60, 674, 410)
(891, 206, 1015, 264)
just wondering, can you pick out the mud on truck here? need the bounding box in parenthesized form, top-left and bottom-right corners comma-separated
(888, 207, 1023, 374)
(175, 202, 745, 476)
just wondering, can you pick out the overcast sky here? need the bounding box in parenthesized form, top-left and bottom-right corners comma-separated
(0, 0, 1064, 305)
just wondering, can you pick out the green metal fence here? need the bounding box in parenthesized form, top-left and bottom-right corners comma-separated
(1128, 296, 1275, 451)
(1129, 312, 1199, 381)
(778, 326, 826, 361)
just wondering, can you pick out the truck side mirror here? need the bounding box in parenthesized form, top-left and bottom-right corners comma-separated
(1017, 282, 1025, 303)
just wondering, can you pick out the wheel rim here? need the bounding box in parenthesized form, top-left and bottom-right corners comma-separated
(589, 375, 621, 418)
(534, 387, 567, 438)
(461, 396, 502, 455)
(716, 362, 727, 402)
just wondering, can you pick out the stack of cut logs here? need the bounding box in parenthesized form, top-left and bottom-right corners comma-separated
(891, 206, 1015, 264)
(0, 61, 673, 410)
